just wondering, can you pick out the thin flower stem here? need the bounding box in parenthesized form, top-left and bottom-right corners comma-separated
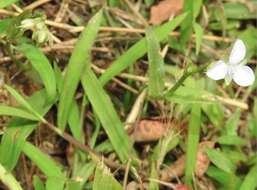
(165, 65, 208, 97)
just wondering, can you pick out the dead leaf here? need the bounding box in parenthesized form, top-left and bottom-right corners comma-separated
(175, 184, 192, 190)
(130, 120, 167, 142)
(160, 155, 186, 181)
(160, 141, 215, 181)
(195, 141, 215, 177)
(149, 0, 184, 25)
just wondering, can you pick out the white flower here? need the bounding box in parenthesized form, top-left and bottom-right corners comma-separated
(206, 39, 255, 87)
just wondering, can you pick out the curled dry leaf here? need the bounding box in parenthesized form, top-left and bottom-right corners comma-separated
(160, 141, 215, 181)
(130, 120, 167, 142)
(149, 0, 184, 25)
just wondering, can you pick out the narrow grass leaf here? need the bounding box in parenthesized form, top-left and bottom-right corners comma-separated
(16, 44, 56, 102)
(99, 13, 188, 85)
(0, 124, 36, 170)
(207, 166, 241, 188)
(0, 163, 24, 190)
(22, 142, 65, 178)
(81, 69, 132, 162)
(193, 22, 204, 55)
(217, 135, 247, 146)
(57, 9, 103, 130)
(146, 27, 164, 98)
(0, 105, 38, 121)
(0, 0, 18, 8)
(93, 165, 123, 190)
(223, 108, 241, 135)
(46, 177, 65, 190)
(33, 176, 46, 190)
(239, 164, 257, 190)
(4, 85, 45, 122)
(206, 148, 235, 174)
(185, 105, 201, 185)
(72, 162, 95, 189)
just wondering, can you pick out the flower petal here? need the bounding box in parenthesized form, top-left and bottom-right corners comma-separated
(229, 39, 246, 64)
(206, 61, 228, 80)
(232, 65, 255, 87)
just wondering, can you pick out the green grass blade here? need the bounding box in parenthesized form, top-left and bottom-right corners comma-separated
(185, 105, 201, 185)
(206, 148, 235, 174)
(81, 69, 132, 162)
(99, 13, 188, 85)
(93, 165, 123, 190)
(16, 44, 56, 102)
(33, 176, 46, 190)
(46, 177, 65, 190)
(0, 0, 18, 8)
(0, 124, 36, 170)
(146, 27, 165, 98)
(239, 164, 257, 190)
(22, 142, 65, 178)
(57, 9, 103, 130)
(4, 85, 45, 122)
(0, 163, 24, 190)
(0, 105, 39, 121)
(193, 22, 203, 55)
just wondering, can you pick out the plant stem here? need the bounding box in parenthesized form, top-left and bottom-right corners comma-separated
(43, 121, 126, 170)
(165, 64, 208, 97)
(0, 163, 24, 190)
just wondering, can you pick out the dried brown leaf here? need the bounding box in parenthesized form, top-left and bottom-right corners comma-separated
(160, 141, 215, 181)
(195, 141, 215, 177)
(130, 120, 167, 142)
(149, 0, 184, 25)
(175, 184, 192, 190)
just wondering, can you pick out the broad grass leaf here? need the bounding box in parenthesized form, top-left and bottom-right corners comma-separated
(206, 148, 235, 174)
(222, 109, 241, 136)
(72, 162, 95, 189)
(57, 10, 103, 130)
(46, 176, 65, 190)
(0, 0, 18, 8)
(93, 165, 123, 190)
(81, 69, 132, 163)
(16, 44, 56, 103)
(146, 27, 165, 98)
(33, 176, 46, 190)
(185, 105, 201, 185)
(217, 135, 247, 146)
(239, 164, 257, 190)
(22, 142, 65, 178)
(0, 124, 36, 171)
(99, 13, 188, 85)
(0, 105, 38, 121)
(207, 166, 241, 188)
(224, 2, 256, 19)
(0, 90, 53, 172)
(193, 22, 203, 55)
(4, 85, 45, 122)
(202, 103, 224, 127)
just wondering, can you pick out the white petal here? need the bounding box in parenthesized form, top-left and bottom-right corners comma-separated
(206, 61, 228, 80)
(232, 65, 255, 87)
(229, 39, 246, 64)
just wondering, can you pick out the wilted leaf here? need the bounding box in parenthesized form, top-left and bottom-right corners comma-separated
(149, 0, 184, 24)
(130, 120, 167, 142)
